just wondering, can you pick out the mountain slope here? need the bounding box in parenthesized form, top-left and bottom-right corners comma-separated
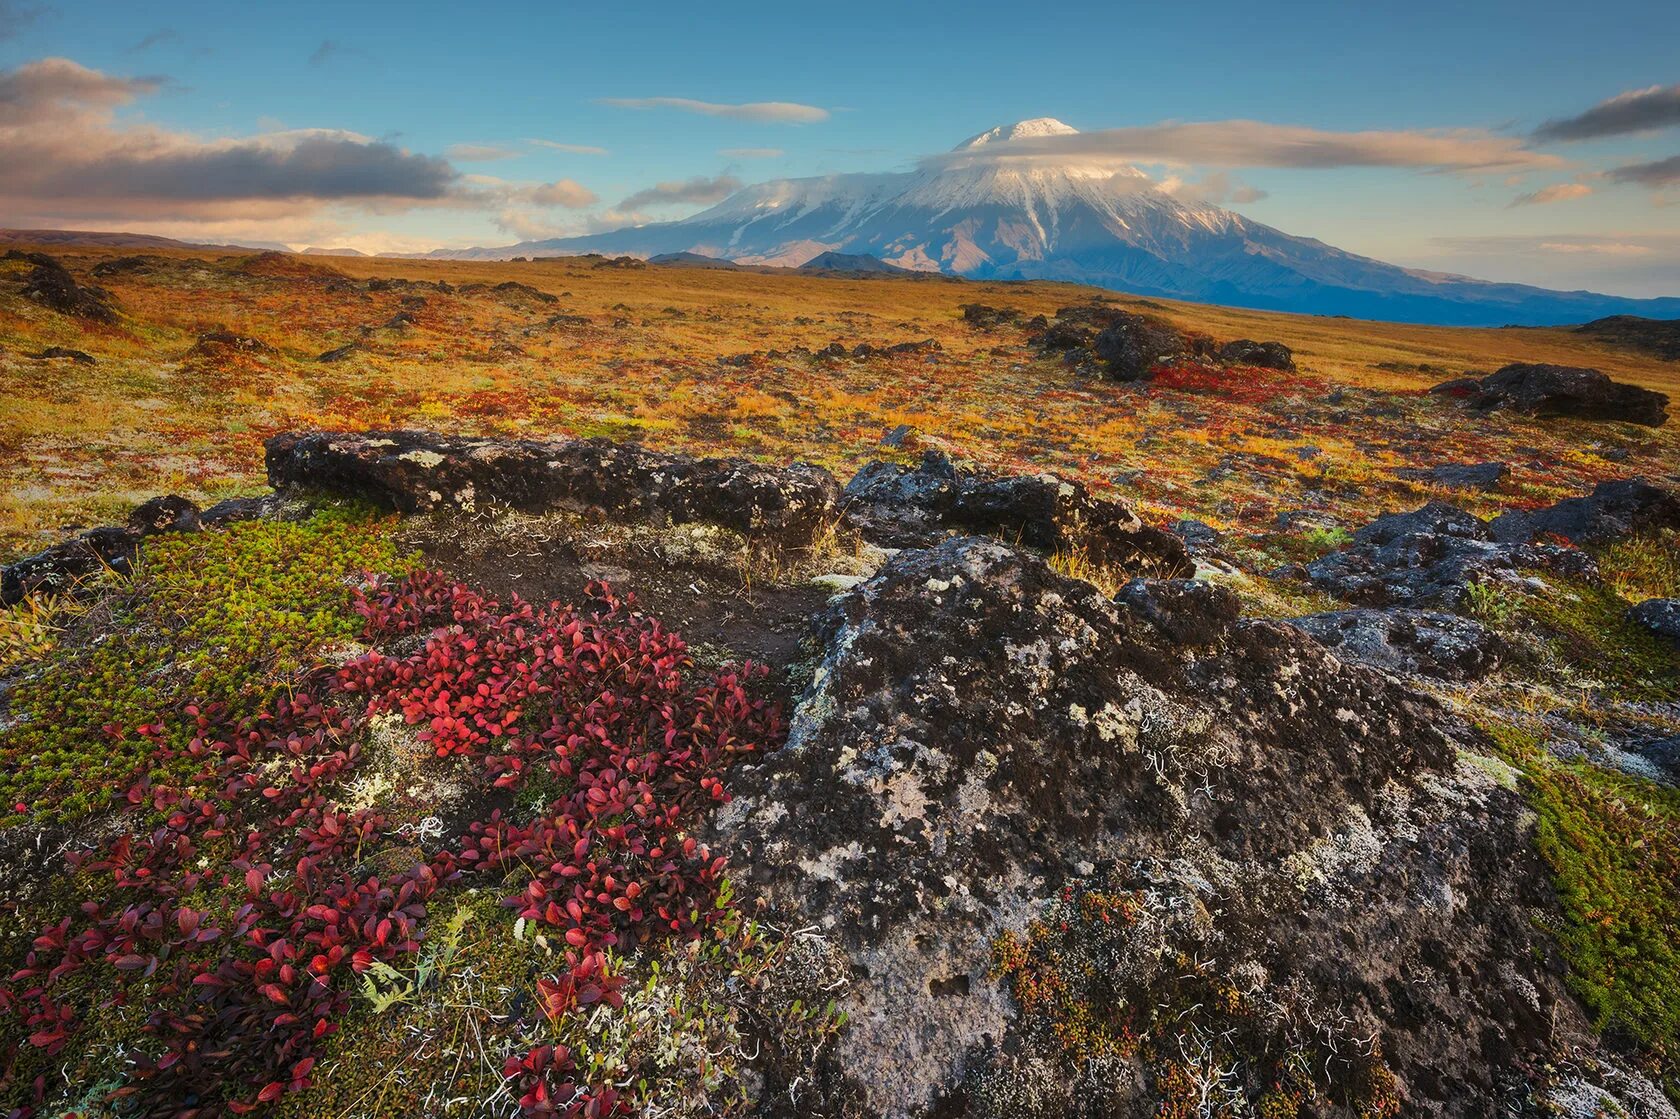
(426, 119, 1680, 327)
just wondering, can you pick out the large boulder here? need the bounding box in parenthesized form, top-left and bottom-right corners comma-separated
(841, 450, 1191, 576)
(1301, 500, 1596, 607)
(1218, 338, 1295, 370)
(1629, 598, 1680, 645)
(710, 538, 1606, 1117)
(5, 250, 119, 323)
(1287, 606, 1506, 680)
(1432, 362, 1669, 427)
(265, 430, 841, 544)
(1490, 476, 1680, 545)
(1090, 312, 1188, 381)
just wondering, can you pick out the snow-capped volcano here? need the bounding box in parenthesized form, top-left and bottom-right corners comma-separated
(424, 119, 1680, 327)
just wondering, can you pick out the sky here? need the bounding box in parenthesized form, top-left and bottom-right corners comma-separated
(1, 0, 1676, 296)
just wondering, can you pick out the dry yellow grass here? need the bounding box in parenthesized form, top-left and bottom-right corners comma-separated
(1, 241, 1676, 562)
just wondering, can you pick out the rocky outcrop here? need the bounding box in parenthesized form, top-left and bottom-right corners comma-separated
(1432, 362, 1669, 426)
(1287, 607, 1506, 680)
(265, 430, 842, 544)
(1300, 500, 1596, 607)
(1218, 338, 1296, 370)
(1, 495, 202, 605)
(840, 450, 1192, 576)
(5, 250, 119, 322)
(1091, 313, 1189, 380)
(1394, 461, 1510, 491)
(710, 537, 1601, 1117)
(1490, 476, 1680, 545)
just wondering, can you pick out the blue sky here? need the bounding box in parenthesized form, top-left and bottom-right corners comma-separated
(1, 0, 1676, 294)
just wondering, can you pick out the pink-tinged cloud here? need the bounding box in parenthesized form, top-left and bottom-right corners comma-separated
(1608, 152, 1680, 188)
(1533, 84, 1680, 142)
(927, 120, 1566, 173)
(600, 96, 828, 124)
(1508, 182, 1593, 207)
(525, 179, 597, 208)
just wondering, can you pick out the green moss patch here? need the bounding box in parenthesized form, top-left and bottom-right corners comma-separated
(0, 503, 408, 824)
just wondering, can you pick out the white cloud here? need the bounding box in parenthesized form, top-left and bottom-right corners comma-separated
(530, 139, 609, 155)
(446, 143, 521, 161)
(600, 96, 828, 123)
(720, 147, 783, 158)
(619, 174, 741, 210)
(1507, 182, 1593, 207)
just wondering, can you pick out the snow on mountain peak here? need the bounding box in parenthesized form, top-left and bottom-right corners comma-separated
(956, 117, 1079, 150)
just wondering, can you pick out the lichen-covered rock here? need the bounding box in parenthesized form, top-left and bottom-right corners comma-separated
(6, 250, 119, 322)
(1287, 606, 1506, 680)
(1091, 313, 1188, 381)
(840, 450, 1191, 576)
(1432, 362, 1669, 427)
(1303, 500, 1596, 606)
(1490, 476, 1680, 545)
(265, 430, 841, 543)
(710, 538, 1584, 1116)
(1629, 598, 1680, 645)
(1, 495, 204, 605)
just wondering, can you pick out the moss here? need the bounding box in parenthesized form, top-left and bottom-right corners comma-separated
(0, 503, 410, 824)
(1513, 578, 1680, 702)
(1595, 529, 1680, 604)
(1485, 722, 1680, 1093)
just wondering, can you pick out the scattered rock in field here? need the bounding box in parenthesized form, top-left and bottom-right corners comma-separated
(880, 424, 913, 449)
(191, 331, 273, 356)
(1629, 598, 1680, 645)
(1, 495, 203, 605)
(1171, 518, 1223, 556)
(959, 303, 1023, 330)
(28, 346, 95, 364)
(840, 450, 1191, 576)
(5, 250, 119, 322)
(1218, 338, 1295, 370)
(316, 342, 360, 363)
(1573, 314, 1680, 362)
(710, 536, 1581, 1116)
(382, 311, 416, 329)
(265, 430, 841, 544)
(1091, 313, 1188, 380)
(1490, 476, 1680, 545)
(200, 495, 285, 528)
(1432, 362, 1669, 426)
(1394, 461, 1510, 491)
(1287, 606, 1506, 680)
(1302, 499, 1596, 606)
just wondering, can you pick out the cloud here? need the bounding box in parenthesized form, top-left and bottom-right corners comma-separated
(619, 174, 742, 210)
(446, 143, 521, 162)
(928, 120, 1565, 174)
(307, 40, 366, 67)
(0, 0, 46, 40)
(600, 96, 828, 124)
(1533, 84, 1680, 142)
(525, 179, 596, 207)
(1608, 152, 1680, 188)
(530, 139, 608, 155)
(720, 147, 783, 158)
(0, 57, 466, 222)
(494, 206, 649, 242)
(1507, 182, 1594, 207)
(1159, 170, 1268, 205)
(128, 29, 179, 52)
(1537, 241, 1653, 256)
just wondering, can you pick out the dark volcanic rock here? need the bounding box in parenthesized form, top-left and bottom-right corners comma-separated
(1394, 461, 1510, 491)
(1, 495, 202, 606)
(1574, 315, 1680, 361)
(958, 303, 1023, 330)
(840, 450, 1191, 576)
(28, 346, 95, 365)
(710, 537, 1595, 1117)
(1432, 362, 1669, 426)
(191, 330, 273, 356)
(1090, 312, 1188, 381)
(316, 343, 359, 363)
(1218, 338, 1295, 370)
(6, 250, 119, 322)
(1287, 606, 1506, 680)
(1629, 598, 1680, 645)
(265, 430, 840, 544)
(1489, 476, 1680, 545)
(1303, 500, 1596, 606)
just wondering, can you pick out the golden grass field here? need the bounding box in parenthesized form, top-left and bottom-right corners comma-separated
(2, 241, 1676, 563)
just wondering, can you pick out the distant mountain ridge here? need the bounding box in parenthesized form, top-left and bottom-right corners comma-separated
(418, 118, 1680, 327)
